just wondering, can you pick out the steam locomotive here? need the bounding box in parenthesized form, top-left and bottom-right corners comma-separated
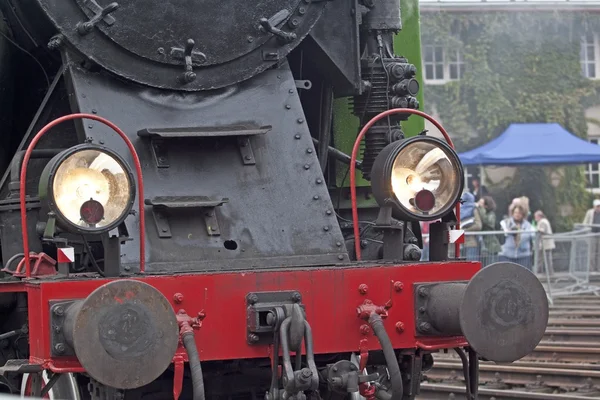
(0, 0, 549, 399)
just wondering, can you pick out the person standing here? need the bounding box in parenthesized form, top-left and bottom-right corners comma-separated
(534, 210, 555, 274)
(471, 178, 488, 202)
(461, 192, 482, 261)
(499, 205, 534, 270)
(478, 196, 501, 266)
(583, 199, 600, 272)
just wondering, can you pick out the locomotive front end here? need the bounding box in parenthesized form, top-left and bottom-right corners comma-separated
(0, 0, 550, 399)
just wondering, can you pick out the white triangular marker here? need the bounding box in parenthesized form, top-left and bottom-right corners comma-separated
(449, 230, 465, 244)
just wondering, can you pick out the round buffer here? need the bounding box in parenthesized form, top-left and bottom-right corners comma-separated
(69, 280, 179, 389)
(459, 262, 549, 363)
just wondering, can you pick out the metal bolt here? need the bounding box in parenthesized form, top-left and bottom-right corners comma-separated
(316, 178, 322, 184)
(360, 324, 371, 335)
(248, 294, 259, 305)
(419, 322, 432, 333)
(248, 334, 259, 343)
(91, 109, 97, 114)
(289, 18, 300, 28)
(247, 36, 254, 43)
(307, 148, 313, 154)
(301, 368, 312, 378)
(124, 265, 131, 271)
(292, 292, 302, 302)
(419, 307, 426, 314)
(245, 155, 252, 160)
(304, 164, 310, 170)
(395, 321, 405, 333)
(173, 293, 184, 304)
(299, 6, 306, 14)
(337, 255, 344, 260)
(313, 195, 319, 200)
(336, 242, 342, 247)
(53, 306, 64, 316)
(323, 226, 329, 232)
(295, 134, 301, 139)
(157, 47, 165, 54)
(99, 140, 104, 145)
(332, 366, 338, 372)
(418, 287, 428, 298)
(289, 89, 294, 94)
(161, 227, 168, 232)
(54, 343, 66, 354)
(53, 325, 61, 334)
(285, 104, 291, 109)
(358, 284, 368, 295)
(297, 118, 304, 124)
(88, 124, 93, 129)
(394, 282, 404, 292)
(326, 210, 332, 215)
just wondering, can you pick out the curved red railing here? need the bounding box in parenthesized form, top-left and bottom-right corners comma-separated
(20, 113, 146, 277)
(349, 109, 459, 261)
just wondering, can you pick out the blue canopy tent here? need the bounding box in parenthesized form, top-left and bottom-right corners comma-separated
(458, 123, 600, 166)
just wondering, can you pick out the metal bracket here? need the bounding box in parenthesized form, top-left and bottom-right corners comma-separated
(295, 80, 313, 90)
(49, 300, 78, 357)
(145, 196, 229, 237)
(151, 208, 171, 238)
(0, 359, 43, 376)
(246, 291, 304, 345)
(151, 139, 169, 168)
(262, 50, 279, 61)
(238, 137, 255, 165)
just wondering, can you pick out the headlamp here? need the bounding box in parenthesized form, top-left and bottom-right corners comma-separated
(370, 136, 464, 221)
(39, 144, 136, 234)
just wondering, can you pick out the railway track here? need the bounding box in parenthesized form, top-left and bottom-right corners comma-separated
(417, 293, 600, 399)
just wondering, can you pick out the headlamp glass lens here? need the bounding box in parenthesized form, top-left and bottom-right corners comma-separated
(390, 141, 460, 217)
(52, 149, 132, 229)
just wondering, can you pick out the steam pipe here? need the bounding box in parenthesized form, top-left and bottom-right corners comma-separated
(311, 138, 363, 170)
(182, 331, 206, 400)
(368, 313, 403, 400)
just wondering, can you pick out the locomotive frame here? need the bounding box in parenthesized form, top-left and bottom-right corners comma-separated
(0, 0, 549, 399)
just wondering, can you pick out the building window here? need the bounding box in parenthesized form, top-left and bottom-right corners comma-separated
(581, 34, 598, 79)
(423, 45, 465, 83)
(587, 138, 600, 188)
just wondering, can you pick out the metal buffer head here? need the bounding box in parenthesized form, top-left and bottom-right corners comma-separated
(415, 262, 549, 363)
(61, 280, 179, 389)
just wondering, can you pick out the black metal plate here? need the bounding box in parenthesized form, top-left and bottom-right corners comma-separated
(459, 262, 549, 363)
(70, 280, 179, 389)
(35, 0, 328, 90)
(75, 0, 301, 67)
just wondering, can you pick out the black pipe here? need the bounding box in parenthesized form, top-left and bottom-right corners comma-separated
(311, 138, 363, 171)
(318, 84, 334, 172)
(368, 313, 403, 400)
(182, 331, 206, 400)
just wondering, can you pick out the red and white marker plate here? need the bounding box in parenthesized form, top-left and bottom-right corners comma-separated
(57, 247, 75, 263)
(449, 230, 465, 244)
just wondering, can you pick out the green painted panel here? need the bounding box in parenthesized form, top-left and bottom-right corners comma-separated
(333, 0, 425, 188)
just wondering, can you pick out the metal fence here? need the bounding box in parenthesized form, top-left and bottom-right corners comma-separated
(422, 225, 600, 304)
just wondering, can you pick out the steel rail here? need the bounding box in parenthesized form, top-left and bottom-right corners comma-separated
(426, 361, 600, 390)
(417, 383, 597, 400)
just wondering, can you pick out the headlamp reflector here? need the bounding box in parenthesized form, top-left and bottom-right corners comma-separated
(40, 145, 135, 233)
(371, 137, 464, 221)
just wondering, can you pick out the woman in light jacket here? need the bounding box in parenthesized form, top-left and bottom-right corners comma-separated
(534, 210, 555, 274)
(499, 205, 534, 270)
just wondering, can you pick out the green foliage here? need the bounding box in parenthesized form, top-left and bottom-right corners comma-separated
(421, 11, 600, 230)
